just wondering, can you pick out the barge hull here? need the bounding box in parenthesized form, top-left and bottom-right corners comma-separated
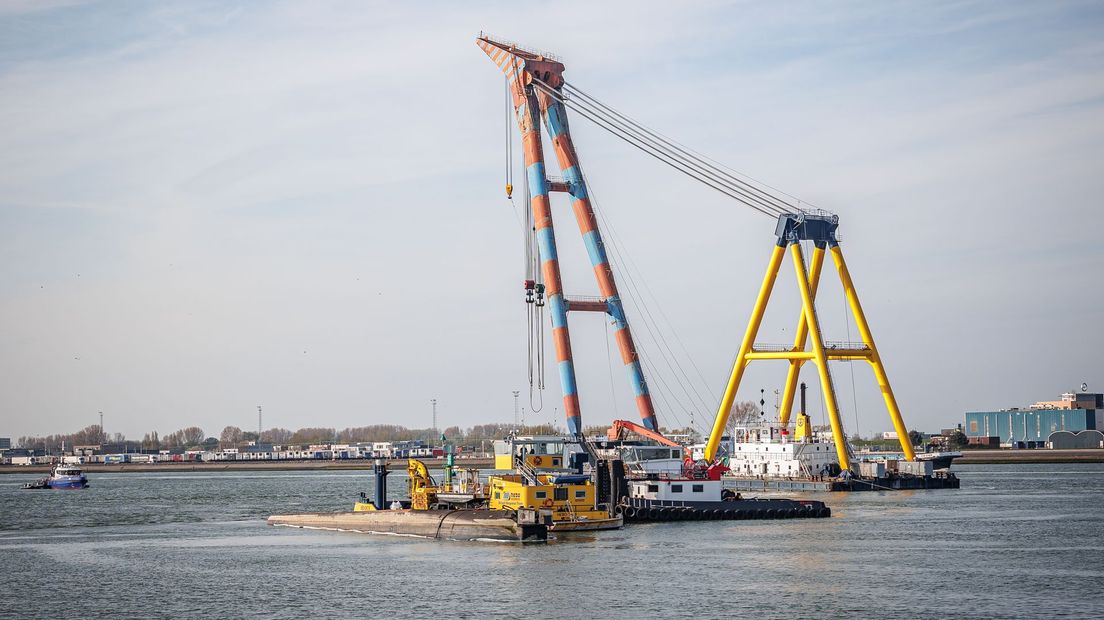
(267, 509, 546, 542)
(620, 498, 829, 522)
(723, 474, 960, 492)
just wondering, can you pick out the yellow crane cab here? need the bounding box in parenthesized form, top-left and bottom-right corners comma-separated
(492, 436, 567, 470)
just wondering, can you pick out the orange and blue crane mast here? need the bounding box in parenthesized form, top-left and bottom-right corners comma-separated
(478, 36, 658, 435)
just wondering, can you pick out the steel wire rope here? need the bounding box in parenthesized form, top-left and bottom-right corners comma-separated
(530, 80, 785, 219)
(505, 77, 513, 199)
(553, 90, 788, 219)
(559, 123, 720, 421)
(550, 80, 792, 217)
(843, 279, 860, 440)
(522, 143, 545, 413)
(637, 350, 693, 432)
(563, 82, 801, 217)
(604, 319, 621, 420)
(598, 231, 712, 427)
(581, 171, 718, 424)
(565, 81, 819, 214)
(582, 164, 721, 416)
(571, 161, 713, 431)
(525, 89, 547, 401)
(504, 83, 525, 232)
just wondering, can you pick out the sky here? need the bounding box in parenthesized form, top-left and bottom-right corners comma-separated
(1, 0, 1102, 441)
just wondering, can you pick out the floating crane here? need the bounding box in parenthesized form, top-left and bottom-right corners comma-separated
(478, 35, 917, 469)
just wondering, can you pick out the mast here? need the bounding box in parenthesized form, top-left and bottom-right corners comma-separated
(478, 36, 659, 434)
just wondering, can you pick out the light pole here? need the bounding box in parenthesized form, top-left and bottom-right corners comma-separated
(430, 399, 438, 437)
(512, 391, 520, 427)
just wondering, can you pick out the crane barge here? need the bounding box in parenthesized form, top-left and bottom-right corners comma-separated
(480, 34, 956, 492)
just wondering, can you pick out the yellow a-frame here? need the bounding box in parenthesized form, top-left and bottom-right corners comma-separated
(703, 212, 915, 470)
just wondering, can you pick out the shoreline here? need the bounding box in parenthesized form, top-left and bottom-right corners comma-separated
(0, 457, 496, 475)
(2, 449, 1102, 475)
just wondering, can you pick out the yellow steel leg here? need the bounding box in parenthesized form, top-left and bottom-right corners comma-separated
(830, 246, 915, 461)
(791, 243, 851, 471)
(779, 244, 826, 426)
(704, 243, 786, 462)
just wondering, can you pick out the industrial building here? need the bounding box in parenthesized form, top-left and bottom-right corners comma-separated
(965, 392, 1104, 448)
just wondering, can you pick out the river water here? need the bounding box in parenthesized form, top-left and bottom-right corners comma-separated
(1, 464, 1102, 618)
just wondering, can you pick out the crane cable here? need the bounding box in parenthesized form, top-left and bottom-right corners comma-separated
(581, 167, 715, 430)
(529, 77, 797, 219)
(505, 76, 513, 200)
(555, 79, 794, 217)
(507, 75, 546, 414)
(564, 82, 800, 217)
(577, 164, 705, 433)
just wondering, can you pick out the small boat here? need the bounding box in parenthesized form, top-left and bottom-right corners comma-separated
(915, 451, 962, 470)
(22, 465, 89, 490)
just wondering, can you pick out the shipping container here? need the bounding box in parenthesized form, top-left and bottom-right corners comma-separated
(858, 462, 886, 478)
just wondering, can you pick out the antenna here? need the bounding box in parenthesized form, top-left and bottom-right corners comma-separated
(257, 406, 262, 439)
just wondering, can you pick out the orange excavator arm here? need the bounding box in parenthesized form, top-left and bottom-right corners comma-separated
(607, 420, 692, 458)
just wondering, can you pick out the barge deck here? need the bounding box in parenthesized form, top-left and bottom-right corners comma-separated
(267, 508, 548, 542)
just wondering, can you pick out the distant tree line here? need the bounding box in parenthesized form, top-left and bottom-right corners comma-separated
(18, 403, 950, 453)
(17, 421, 569, 452)
(18, 424, 207, 453)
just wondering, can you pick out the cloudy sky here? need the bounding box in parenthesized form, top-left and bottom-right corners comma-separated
(1, 0, 1102, 441)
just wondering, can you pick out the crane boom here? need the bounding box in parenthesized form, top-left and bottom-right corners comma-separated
(607, 420, 691, 458)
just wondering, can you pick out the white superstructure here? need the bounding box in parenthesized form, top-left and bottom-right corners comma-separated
(723, 425, 839, 478)
(627, 478, 723, 501)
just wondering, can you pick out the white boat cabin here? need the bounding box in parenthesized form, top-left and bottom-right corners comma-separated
(627, 478, 722, 502)
(620, 445, 684, 476)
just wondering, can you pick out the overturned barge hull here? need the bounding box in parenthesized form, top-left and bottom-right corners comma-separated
(267, 508, 547, 542)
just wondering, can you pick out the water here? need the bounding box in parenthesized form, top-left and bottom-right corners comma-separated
(1, 464, 1102, 618)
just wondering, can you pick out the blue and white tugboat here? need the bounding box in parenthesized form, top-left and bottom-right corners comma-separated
(22, 464, 90, 490)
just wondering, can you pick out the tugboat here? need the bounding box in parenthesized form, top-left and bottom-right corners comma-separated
(22, 464, 90, 490)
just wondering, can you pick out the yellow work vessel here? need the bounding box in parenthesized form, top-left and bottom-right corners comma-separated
(487, 473, 621, 532)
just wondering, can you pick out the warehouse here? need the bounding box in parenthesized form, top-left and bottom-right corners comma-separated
(965, 392, 1103, 447)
